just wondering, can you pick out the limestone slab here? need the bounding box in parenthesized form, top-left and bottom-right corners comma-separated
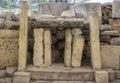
(89, 14, 102, 70)
(44, 29, 52, 67)
(64, 29, 72, 67)
(33, 28, 44, 67)
(71, 28, 84, 67)
(101, 45, 120, 69)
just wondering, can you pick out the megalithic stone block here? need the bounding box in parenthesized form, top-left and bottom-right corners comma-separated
(33, 28, 44, 67)
(71, 28, 84, 67)
(112, 0, 120, 18)
(64, 29, 72, 67)
(89, 14, 102, 70)
(44, 29, 52, 67)
(18, 1, 28, 71)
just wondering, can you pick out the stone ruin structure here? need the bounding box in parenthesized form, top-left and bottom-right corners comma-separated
(0, 0, 120, 83)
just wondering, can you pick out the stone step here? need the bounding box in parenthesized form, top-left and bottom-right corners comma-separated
(26, 64, 114, 81)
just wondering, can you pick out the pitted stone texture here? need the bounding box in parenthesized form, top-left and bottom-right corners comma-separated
(101, 46, 120, 69)
(0, 38, 18, 68)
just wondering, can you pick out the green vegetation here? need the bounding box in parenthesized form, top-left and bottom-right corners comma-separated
(0, 0, 47, 12)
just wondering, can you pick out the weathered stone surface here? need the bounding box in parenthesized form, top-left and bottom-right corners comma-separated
(100, 31, 120, 37)
(27, 65, 71, 81)
(6, 67, 17, 76)
(0, 70, 6, 78)
(71, 68, 95, 81)
(104, 69, 115, 81)
(100, 24, 112, 32)
(13, 72, 30, 83)
(112, 0, 120, 18)
(18, 1, 28, 71)
(0, 38, 18, 68)
(61, 9, 75, 17)
(72, 28, 82, 35)
(6, 77, 13, 83)
(85, 81, 95, 83)
(33, 29, 44, 67)
(35, 18, 84, 28)
(100, 36, 111, 43)
(112, 80, 120, 83)
(95, 71, 108, 83)
(64, 29, 72, 67)
(110, 37, 120, 45)
(72, 3, 101, 19)
(31, 81, 52, 83)
(109, 19, 120, 30)
(115, 71, 120, 79)
(38, 2, 73, 16)
(53, 81, 85, 83)
(101, 45, 120, 69)
(44, 29, 52, 67)
(0, 30, 19, 38)
(89, 14, 102, 70)
(0, 78, 5, 83)
(71, 29, 84, 67)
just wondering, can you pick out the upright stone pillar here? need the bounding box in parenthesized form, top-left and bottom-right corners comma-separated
(89, 14, 102, 70)
(33, 29, 44, 67)
(64, 29, 72, 67)
(71, 28, 84, 67)
(44, 29, 52, 67)
(18, 1, 28, 71)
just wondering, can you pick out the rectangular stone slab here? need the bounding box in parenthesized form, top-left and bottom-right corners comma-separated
(101, 45, 120, 69)
(64, 29, 72, 67)
(35, 18, 84, 28)
(33, 29, 44, 67)
(44, 29, 52, 67)
(89, 14, 102, 70)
